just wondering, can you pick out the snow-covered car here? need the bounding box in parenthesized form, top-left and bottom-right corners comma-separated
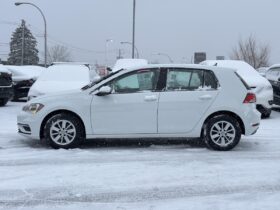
(257, 67, 269, 77)
(112, 59, 148, 72)
(0, 65, 13, 106)
(201, 60, 273, 118)
(28, 64, 98, 100)
(18, 64, 261, 151)
(265, 64, 280, 105)
(5, 65, 44, 101)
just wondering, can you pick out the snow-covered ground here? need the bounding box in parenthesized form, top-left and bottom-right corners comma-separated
(1, 102, 280, 210)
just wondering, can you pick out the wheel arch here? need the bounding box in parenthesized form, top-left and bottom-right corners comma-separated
(40, 109, 86, 139)
(201, 111, 245, 137)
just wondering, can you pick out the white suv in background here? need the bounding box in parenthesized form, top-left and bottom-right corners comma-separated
(18, 64, 261, 151)
(201, 60, 274, 118)
(28, 63, 98, 100)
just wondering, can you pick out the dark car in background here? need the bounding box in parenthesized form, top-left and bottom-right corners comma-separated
(5, 65, 44, 101)
(266, 65, 280, 105)
(0, 65, 13, 106)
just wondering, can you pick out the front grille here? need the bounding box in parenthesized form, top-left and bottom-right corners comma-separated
(0, 73, 12, 86)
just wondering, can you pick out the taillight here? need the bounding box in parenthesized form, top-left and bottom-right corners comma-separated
(243, 93, 256, 103)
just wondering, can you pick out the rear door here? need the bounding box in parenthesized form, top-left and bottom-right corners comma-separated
(158, 68, 219, 134)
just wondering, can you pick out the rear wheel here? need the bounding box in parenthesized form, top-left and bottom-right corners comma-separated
(44, 113, 85, 149)
(204, 115, 241, 151)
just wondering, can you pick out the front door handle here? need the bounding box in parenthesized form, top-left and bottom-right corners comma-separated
(144, 95, 157, 102)
(199, 95, 213, 100)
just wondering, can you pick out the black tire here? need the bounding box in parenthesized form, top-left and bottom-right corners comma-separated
(44, 113, 85, 149)
(0, 98, 9, 106)
(203, 115, 242, 151)
(261, 108, 271, 119)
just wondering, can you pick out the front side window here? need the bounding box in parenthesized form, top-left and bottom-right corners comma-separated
(111, 69, 158, 93)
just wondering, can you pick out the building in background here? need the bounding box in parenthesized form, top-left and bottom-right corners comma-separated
(194, 52, 206, 64)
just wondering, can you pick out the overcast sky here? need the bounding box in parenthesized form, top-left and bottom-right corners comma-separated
(1, 0, 280, 66)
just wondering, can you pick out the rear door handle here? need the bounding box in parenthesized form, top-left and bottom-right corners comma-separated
(144, 95, 157, 102)
(199, 95, 213, 100)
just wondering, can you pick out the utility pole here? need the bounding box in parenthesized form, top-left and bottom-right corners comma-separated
(21, 20, 25, 66)
(132, 0, 136, 58)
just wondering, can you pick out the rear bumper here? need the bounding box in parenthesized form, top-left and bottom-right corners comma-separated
(243, 108, 261, 136)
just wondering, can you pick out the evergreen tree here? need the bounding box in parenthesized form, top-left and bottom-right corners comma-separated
(8, 20, 39, 65)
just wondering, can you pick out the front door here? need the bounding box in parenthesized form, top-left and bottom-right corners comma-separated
(91, 69, 159, 135)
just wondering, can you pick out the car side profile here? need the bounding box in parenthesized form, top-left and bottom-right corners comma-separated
(17, 64, 261, 151)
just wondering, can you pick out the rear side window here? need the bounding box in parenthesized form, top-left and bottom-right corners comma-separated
(165, 68, 219, 91)
(235, 72, 250, 90)
(204, 70, 219, 89)
(166, 69, 203, 90)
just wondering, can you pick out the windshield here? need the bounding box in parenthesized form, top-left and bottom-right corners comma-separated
(81, 69, 123, 90)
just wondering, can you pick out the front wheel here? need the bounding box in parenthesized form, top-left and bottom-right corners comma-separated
(44, 113, 85, 149)
(204, 115, 242, 151)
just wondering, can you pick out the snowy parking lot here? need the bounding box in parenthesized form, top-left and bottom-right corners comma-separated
(1, 102, 280, 210)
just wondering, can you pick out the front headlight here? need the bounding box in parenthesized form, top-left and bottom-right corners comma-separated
(23, 103, 44, 114)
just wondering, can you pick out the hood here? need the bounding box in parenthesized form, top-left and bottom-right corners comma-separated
(29, 88, 84, 103)
(29, 80, 89, 97)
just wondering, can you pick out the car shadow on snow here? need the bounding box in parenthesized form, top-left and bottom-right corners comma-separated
(80, 138, 206, 150)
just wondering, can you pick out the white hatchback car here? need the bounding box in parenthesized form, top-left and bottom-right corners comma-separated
(18, 64, 261, 151)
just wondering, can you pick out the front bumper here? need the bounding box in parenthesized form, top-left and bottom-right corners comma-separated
(17, 110, 42, 140)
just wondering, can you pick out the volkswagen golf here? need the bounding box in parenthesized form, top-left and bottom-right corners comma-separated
(17, 64, 261, 151)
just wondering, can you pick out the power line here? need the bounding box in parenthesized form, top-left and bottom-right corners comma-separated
(27, 23, 107, 54)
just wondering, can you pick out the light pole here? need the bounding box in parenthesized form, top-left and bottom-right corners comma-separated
(132, 0, 136, 59)
(105, 39, 113, 68)
(120, 41, 139, 58)
(154, 53, 174, 63)
(15, 2, 47, 67)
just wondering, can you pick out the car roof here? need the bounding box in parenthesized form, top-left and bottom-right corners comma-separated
(122, 63, 236, 73)
(268, 64, 280, 69)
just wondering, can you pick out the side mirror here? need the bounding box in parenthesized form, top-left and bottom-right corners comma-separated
(97, 86, 112, 96)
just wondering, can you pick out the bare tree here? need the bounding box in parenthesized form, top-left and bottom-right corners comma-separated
(230, 35, 270, 69)
(48, 45, 72, 64)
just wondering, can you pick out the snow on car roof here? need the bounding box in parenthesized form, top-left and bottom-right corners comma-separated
(0, 65, 11, 74)
(112, 59, 148, 72)
(38, 65, 90, 82)
(5, 65, 45, 78)
(268, 64, 280, 69)
(201, 60, 270, 86)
